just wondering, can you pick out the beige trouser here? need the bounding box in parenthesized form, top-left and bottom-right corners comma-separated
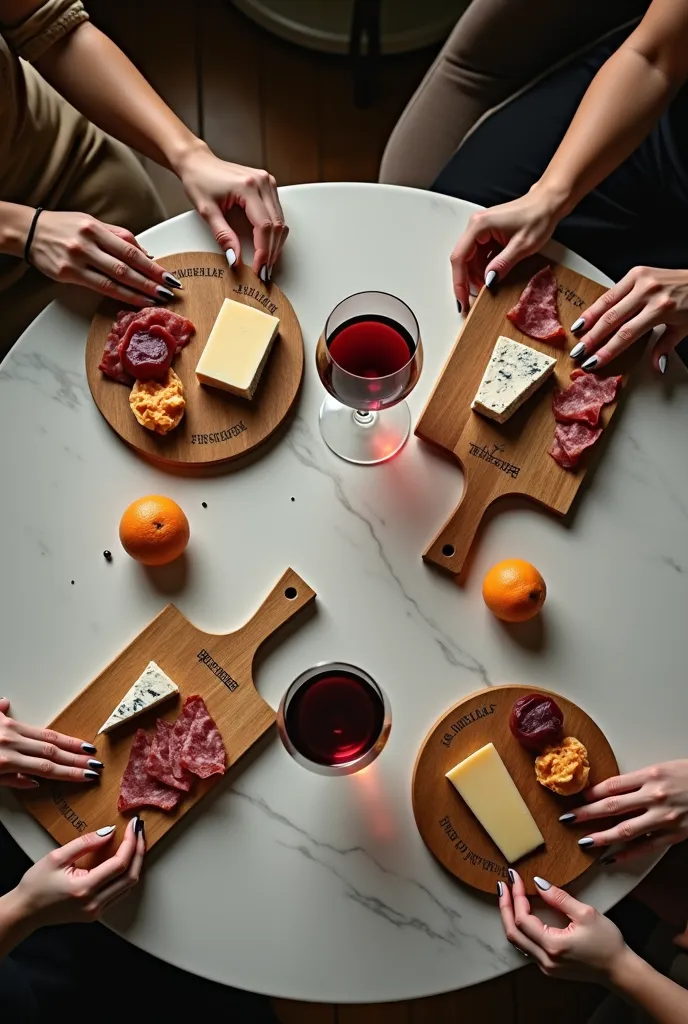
(379, 0, 649, 190)
(0, 102, 164, 357)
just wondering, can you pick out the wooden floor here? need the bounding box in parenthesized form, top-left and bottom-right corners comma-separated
(84, 2, 607, 1020)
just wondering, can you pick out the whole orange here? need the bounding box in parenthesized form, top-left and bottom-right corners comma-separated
(482, 558, 546, 622)
(119, 495, 189, 566)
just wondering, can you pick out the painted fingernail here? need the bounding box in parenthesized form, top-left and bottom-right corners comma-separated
(225, 248, 237, 267)
(259, 264, 269, 285)
(570, 317, 585, 333)
(658, 353, 667, 374)
(457, 300, 462, 314)
(87, 759, 104, 771)
(569, 342, 585, 360)
(497, 880, 504, 897)
(82, 742, 97, 754)
(155, 285, 175, 302)
(29, 778, 40, 787)
(578, 837, 595, 849)
(581, 356, 598, 371)
(507, 869, 517, 884)
(162, 272, 182, 289)
(85, 769, 100, 781)
(534, 876, 551, 890)
(600, 855, 616, 866)
(559, 812, 577, 823)
(136, 817, 146, 840)
(96, 825, 116, 836)
(485, 269, 498, 289)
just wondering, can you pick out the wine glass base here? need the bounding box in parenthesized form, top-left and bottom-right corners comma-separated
(318, 396, 411, 465)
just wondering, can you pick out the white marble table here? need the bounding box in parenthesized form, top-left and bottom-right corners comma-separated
(1, 183, 687, 1004)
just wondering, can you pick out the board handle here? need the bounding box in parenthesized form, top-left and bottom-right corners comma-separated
(423, 470, 495, 578)
(238, 569, 316, 661)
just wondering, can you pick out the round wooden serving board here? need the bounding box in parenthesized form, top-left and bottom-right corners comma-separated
(412, 685, 618, 896)
(85, 253, 304, 468)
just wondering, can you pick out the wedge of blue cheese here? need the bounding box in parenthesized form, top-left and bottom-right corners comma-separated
(97, 661, 179, 734)
(472, 335, 556, 424)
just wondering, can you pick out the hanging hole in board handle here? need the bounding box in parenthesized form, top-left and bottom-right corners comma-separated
(442, 544, 455, 558)
(285, 587, 298, 600)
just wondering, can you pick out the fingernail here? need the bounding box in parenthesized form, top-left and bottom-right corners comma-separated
(600, 855, 616, 866)
(155, 285, 175, 302)
(82, 742, 96, 754)
(485, 269, 498, 289)
(497, 880, 504, 897)
(578, 837, 595, 849)
(136, 817, 146, 840)
(507, 868, 517, 884)
(87, 759, 104, 771)
(225, 248, 237, 267)
(162, 272, 182, 289)
(456, 300, 462, 314)
(569, 342, 585, 360)
(85, 769, 100, 781)
(259, 264, 269, 285)
(130, 816, 139, 833)
(658, 353, 667, 374)
(570, 317, 585, 333)
(96, 825, 116, 836)
(581, 356, 598, 371)
(534, 876, 551, 890)
(29, 779, 40, 787)
(559, 812, 577, 823)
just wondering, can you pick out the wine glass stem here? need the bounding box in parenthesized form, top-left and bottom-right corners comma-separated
(353, 410, 377, 427)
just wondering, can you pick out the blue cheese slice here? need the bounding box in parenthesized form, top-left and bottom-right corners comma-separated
(97, 661, 179, 734)
(472, 336, 556, 424)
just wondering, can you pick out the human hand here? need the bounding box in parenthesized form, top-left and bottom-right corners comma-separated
(28, 210, 179, 307)
(0, 698, 103, 788)
(6, 818, 145, 931)
(498, 869, 628, 984)
(450, 185, 564, 312)
(568, 266, 688, 373)
(178, 144, 287, 282)
(561, 761, 688, 863)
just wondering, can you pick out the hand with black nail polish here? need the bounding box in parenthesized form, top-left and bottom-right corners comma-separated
(0, 697, 102, 788)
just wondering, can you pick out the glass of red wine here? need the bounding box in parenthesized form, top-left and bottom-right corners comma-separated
(277, 662, 392, 776)
(315, 291, 423, 464)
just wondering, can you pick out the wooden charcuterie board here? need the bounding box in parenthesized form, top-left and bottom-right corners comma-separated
(85, 253, 304, 469)
(19, 569, 316, 851)
(412, 685, 618, 895)
(415, 255, 641, 577)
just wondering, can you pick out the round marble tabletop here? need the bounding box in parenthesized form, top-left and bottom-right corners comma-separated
(1, 183, 687, 1004)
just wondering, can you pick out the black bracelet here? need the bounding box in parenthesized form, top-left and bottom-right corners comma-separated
(24, 207, 44, 266)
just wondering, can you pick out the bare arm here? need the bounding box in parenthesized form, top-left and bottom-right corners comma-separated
(611, 948, 688, 1024)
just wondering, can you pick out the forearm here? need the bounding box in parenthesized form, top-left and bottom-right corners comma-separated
(34, 22, 204, 175)
(0, 202, 34, 258)
(0, 890, 33, 959)
(534, 44, 678, 217)
(610, 948, 688, 1024)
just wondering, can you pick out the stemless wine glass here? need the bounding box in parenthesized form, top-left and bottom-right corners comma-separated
(315, 291, 423, 465)
(277, 662, 392, 777)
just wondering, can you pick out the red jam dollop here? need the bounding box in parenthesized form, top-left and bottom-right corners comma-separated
(509, 693, 564, 752)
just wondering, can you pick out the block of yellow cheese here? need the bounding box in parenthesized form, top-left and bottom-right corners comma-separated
(446, 742, 544, 863)
(196, 298, 280, 399)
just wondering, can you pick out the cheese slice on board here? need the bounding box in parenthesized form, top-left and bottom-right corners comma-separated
(446, 742, 544, 863)
(196, 298, 280, 399)
(472, 335, 556, 424)
(97, 661, 179, 735)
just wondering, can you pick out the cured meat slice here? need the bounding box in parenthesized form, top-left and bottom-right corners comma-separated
(178, 695, 227, 779)
(99, 308, 196, 382)
(552, 371, 622, 427)
(506, 266, 566, 342)
(146, 719, 193, 792)
(120, 323, 176, 381)
(98, 333, 133, 385)
(549, 421, 602, 469)
(118, 728, 182, 813)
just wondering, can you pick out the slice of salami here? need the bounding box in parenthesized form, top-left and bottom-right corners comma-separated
(549, 420, 602, 470)
(118, 728, 182, 813)
(100, 308, 196, 383)
(120, 323, 176, 381)
(98, 331, 134, 385)
(552, 372, 622, 427)
(178, 695, 227, 779)
(146, 719, 193, 792)
(506, 266, 566, 342)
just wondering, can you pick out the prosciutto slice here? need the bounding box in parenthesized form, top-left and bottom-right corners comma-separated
(178, 695, 227, 779)
(506, 266, 566, 342)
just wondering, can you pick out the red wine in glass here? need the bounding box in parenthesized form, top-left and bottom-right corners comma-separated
(278, 663, 392, 775)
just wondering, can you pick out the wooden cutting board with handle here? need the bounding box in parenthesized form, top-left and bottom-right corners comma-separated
(19, 569, 316, 850)
(415, 255, 640, 578)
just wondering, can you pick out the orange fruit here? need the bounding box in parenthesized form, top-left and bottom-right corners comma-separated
(119, 495, 189, 566)
(482, 558, 546, 622)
